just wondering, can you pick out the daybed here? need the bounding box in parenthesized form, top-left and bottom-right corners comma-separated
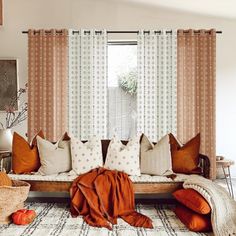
(8, 140, 210, 194)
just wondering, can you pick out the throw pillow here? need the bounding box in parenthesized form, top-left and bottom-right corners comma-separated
(104, 136, 141, 176)
(174, 204, 212, 232)
(70, 135, 103, 175)
(140, 134, 172, 175)
(0, 171, 12, 186)
(169, 133, 200, 174)
(12, 130, 44, 174)
(173, 189, 211, 214)
(37, 134, 71, 175)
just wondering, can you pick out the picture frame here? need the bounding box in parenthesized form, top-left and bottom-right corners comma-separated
(0, 59, 19, 111)
(0, 0, 2, 26)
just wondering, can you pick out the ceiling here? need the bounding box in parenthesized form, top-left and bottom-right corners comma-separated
(119, 0, 236, 19)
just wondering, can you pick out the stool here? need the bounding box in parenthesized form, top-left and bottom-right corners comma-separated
(216, 158, 234, 199)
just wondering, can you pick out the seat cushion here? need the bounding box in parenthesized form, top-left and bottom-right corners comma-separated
(8, 172, 191, 183)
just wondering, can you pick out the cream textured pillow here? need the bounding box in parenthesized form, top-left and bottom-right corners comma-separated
(37, 135, 71, 175)
(70, 135, 103, 175)
(104, 136, 141, 176)
(140, 134, 172, 176)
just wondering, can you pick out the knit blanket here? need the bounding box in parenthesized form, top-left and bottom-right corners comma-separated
(70, 167, 153, 230)
(183, 175, 236, 236)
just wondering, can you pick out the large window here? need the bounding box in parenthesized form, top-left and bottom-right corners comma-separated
(107, 42, 137, 139)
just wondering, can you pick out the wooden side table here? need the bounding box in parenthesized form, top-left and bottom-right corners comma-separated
(0, 151, 11, 172)
(216, 158, 234, 199)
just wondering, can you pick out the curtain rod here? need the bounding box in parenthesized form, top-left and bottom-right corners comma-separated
(22, 30, 222, 34)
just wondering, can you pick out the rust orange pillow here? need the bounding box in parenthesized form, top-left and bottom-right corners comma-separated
(169, 133, 200, 174)
(0, 171, 12, 186)
(12, 130, 44, 174)
(174, 204, 212, 232)
(173, 189, 211, 214)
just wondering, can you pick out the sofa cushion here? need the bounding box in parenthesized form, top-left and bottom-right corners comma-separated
(169, 133, 200, 174)
(104, 136, 141, 176)
(12, 130, 44, 174)
(174, 204, 212, 232)
(140, 134, 172, 176)
(70, 135, 103, 175)
(37, 135, 71, 175)
(173, 189, 211, 214)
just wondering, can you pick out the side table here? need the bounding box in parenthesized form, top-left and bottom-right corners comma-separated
(216, 158, 234, 199)
(0, 151, 11, 172)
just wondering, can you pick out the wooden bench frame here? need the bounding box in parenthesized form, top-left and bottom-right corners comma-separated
(16, 154, 210, 194)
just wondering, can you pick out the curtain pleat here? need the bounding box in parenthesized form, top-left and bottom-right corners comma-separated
(177, 29, 216, 179)
(137, 30, 177, 142)
(68, 30, 107, 140)
(28, 29, 68, 142)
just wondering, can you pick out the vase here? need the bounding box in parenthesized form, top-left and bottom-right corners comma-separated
(0, 129, 13, 151)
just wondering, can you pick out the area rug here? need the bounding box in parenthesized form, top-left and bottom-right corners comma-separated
(0, 203, 212, 236)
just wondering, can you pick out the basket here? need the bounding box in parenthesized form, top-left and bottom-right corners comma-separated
(0, 180, 30, 224)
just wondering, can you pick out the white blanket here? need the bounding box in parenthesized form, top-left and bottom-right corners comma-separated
(183, 175, 236, 236)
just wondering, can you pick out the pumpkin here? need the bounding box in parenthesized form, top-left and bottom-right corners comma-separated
(0, 171, 12, 186)
(12, 209, 36, 225)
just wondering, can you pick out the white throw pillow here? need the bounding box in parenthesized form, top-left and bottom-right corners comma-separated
(140, 134, 173, 176)
(70, 135, 103, 175)
(37, 135, 71, 175)
(104, 136, 141, 176)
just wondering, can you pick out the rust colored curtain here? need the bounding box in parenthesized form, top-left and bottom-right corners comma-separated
(177, 29, 216, 179)
(28, 29, 68, 141)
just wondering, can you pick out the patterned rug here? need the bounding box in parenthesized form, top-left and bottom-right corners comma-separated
(0, 203, 212, 236)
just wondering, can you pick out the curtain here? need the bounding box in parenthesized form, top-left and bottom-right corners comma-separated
(137, 30, 177, 142)
(28, 29, 68, 142)
(68, 30, 107, 140)
(177, 29, 216, 179)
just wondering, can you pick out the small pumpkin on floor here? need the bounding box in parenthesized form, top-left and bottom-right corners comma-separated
(12, 209, 36, 225)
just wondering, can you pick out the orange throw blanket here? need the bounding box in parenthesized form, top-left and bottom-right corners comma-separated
(70, 167, 153, 230)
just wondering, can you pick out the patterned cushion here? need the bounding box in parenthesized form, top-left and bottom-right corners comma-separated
(70, 135, 103, 175)
(141, 134, 172, 175)
(104, 136, 141, 176)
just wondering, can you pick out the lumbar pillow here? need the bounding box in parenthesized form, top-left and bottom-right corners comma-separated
(169, 133, 200, 174)
(104, 136, 141, 176)
(70, 135, 103, 175)
(174, 204, 212, 232)
(12, 130, 44, 174)
(0, 172, 12, 186)
(140, 134, 172, 176)
(37, 134, 71, 175)
(173, 189, 211, 215)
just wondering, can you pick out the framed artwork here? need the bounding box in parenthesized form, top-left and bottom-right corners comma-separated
(0, 59, 19, 111)
(0, 0, 2, 25)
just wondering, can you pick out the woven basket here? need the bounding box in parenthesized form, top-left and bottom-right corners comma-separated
(0, 180, 30, 224)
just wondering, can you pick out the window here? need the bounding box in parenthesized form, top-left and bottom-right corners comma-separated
(107, 42, 137, 139)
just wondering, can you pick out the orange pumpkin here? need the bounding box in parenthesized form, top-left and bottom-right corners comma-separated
(12, 209, 36, 225)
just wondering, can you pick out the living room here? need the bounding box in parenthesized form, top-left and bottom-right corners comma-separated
(0, 0, 236, 235)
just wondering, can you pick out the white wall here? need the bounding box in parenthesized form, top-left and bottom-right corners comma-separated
(1, 0, 236, 175)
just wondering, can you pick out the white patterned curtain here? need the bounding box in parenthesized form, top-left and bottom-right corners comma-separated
(137, 30, 177, 142)
(68, 29, 107, 140)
